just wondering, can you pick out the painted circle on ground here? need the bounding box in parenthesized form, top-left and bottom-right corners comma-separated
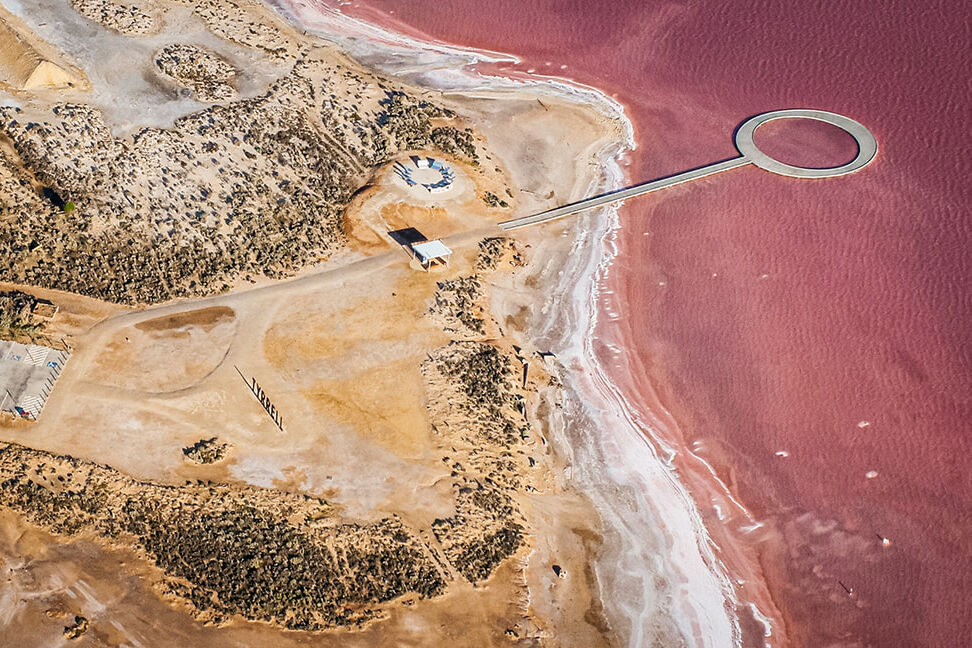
(393, 156, 456, 194)
(734, 109, 877, 178)
(411, 167, 446, 184)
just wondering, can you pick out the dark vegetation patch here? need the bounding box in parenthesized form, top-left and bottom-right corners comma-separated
(430, 126, 478, 163)
(0, 55, 482, 305)
(154, 43, 238, 102)
(428, 275, 485, 338)
(432, 483, 523, 583)
(422, 341, 527, 448)
(0, 442, 447, 631)
(0, 290, 39, 331)
(71, 0, 155, 35)
(482, 191, 509, 209)
(182, 437, 229, 464)
(475, 236, 521, 271)
(421, 338, 532, 582)
(0, 290, 46, 341)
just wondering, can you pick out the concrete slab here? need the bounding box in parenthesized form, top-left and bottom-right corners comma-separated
(0, 340, 69, 419)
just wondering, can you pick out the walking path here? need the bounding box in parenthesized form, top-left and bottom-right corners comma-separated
(500, 109, 877, 231)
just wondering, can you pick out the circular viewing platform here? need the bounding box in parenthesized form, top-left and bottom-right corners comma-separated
(393, 155, 456, 194)
(734, 109, 878, 178)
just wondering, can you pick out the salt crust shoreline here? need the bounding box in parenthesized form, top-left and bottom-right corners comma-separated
(272, 2, 746, 645)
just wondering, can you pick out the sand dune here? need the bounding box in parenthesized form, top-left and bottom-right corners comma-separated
(0, 7, 86, 91)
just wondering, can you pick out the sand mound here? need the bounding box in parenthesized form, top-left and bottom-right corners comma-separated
(22, 60, 76, 89)
(0, 13, 84, 91)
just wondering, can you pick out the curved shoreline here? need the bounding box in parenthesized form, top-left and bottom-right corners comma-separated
(269, 1, 761, 645)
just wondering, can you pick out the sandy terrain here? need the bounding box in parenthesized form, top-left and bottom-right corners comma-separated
(0, 4, 88, 92)
(0, 0, 629, 645)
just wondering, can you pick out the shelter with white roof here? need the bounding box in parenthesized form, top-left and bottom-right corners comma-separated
(410, 239, 452, 271)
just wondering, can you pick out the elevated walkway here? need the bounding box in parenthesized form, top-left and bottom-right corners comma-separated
(500, 109, 877, 231)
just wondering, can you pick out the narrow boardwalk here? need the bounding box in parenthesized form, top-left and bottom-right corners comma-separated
(499, 157, 748, 230)
(499, 109, 877, 231)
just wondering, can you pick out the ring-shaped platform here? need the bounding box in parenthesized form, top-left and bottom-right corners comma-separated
(734, 109, 878, 178)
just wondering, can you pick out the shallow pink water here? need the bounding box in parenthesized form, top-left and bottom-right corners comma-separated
(315, 1, 972, 645)
(752, 119, 860, 170)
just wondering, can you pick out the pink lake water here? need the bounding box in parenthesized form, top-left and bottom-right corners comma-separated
(309, 1, 971, 645)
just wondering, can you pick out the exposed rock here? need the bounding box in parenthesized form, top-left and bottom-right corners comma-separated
(63, 615, 89, 639)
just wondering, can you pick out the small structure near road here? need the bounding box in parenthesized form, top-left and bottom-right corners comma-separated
(411, 239, 452, 271)
(0, 340, 69, 420)
(388, 227, 452, 271)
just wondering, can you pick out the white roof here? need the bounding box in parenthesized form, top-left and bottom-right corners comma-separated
(411, 239, 452, 262)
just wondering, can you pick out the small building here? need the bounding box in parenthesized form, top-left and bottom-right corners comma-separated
(410, 239, 452, 271)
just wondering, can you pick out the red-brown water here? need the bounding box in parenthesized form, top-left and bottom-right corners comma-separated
(310, 1, 972, 645)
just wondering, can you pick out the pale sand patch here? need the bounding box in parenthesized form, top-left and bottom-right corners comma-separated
(303, 361, 432, 458)
(84, 306, 237, 393)
(0, 4, 88, 92)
